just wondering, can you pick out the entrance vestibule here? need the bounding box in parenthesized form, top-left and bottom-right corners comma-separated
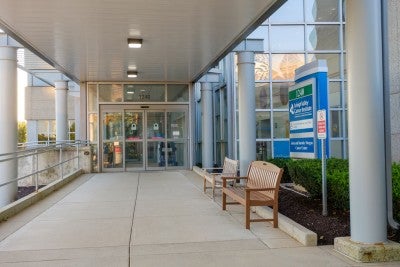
(100, 105, 188, 171)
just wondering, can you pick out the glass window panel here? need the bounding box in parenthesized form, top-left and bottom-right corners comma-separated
(271, 54, 305, 80)
(256, 141, 272, 161)
(88, 84, 97, 112)
(255, 83, 270, 109)
(307, 53, 340, 79)
(272, 82, 290, 109)
(37, 121, 48, 134)
(125, 111, 143, 140)
(256, 111, 271, 138)
(248, 26, 269, 51)
(123, 84, 165, 102)
(168, 141, 186, 167)
(147, 141, 161, 167)
(306, 25, 340, 51)
(221, 87, 228, 140)
(255, 54, 270, 81)
(103, 112, 123, 141)
(330, 110, 342, 138)
(167, 111, 186, 139)
(270, 26, 305, 51)
(49, 120, 56, 140)
(102, 141, 123, 168)
(329, 82, 341, 108)
(147, 112, 165, 139)
(167, 84, 189, 102)
(305, 0, 339, 22)
(330, 140, 343, 158)
(68, 120, 75, 140)
(125, 142, 143, 168)
(91, 144, 98, 172)
(89, 113, 98, 142)
(269, 0, 304, 23)
(273, 111, 289, 138)
(344, 81, 348, 108)
(343, 25, 346, 49)
(98, 84, 122, 102)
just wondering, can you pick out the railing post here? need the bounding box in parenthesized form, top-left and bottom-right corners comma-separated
(59, 144, 63, 179)
(35, 149, 39, 191)
(77, 141, 80, 171)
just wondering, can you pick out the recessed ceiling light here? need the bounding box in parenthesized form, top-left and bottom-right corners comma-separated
(127, 70, 138, 78)
(128, 38, 142, 48)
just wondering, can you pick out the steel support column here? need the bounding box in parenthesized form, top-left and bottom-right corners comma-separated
(0, 46, 18, 207)
(347, 0, 387, 243)
(237, 51, 256, 176)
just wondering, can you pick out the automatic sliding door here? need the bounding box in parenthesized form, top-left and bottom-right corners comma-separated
(146, 111, 165, 169)
(125, 111, 144, 170)
(100, 105, 188, 172)
(102, 111, 124, 171)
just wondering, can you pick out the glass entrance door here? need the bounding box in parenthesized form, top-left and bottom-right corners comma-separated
(124, 111, 144, 170)
(146, 111, 166, 170)
(100, 105, 188, 172)
(102, 111, 124, 171)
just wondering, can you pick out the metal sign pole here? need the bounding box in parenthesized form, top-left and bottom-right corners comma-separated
(322, 140, 327, 216)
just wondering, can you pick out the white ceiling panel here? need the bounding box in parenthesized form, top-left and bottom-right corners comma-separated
(0, 0, 284, 83)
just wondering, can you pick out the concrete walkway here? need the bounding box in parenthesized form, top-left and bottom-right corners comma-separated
(0, 171, 398, 266)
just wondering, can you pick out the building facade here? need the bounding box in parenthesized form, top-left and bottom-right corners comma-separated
(194, 0, 348, 167)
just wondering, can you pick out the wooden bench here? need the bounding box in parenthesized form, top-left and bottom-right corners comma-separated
(202, 157, 238, 199)
(222, 161, 283, 229)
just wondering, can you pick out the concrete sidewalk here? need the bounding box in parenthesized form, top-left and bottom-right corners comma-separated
(0, 171, 398, 266)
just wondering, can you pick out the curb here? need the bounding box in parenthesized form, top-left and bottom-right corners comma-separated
(0, 169, 83, 221)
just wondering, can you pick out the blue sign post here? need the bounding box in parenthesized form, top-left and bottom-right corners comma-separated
(289, 60, 329, 159)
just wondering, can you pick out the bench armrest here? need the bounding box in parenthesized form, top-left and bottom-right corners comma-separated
(245, 187, 276, 192)
(221, 176, 247, 181)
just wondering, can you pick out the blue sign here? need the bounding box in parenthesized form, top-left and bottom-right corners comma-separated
(290, 138, 315, 154)
(289, 60, 329, 159)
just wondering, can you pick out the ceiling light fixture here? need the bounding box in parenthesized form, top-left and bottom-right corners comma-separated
(128, 38, 142, 48)
(127, 70, 138, 78)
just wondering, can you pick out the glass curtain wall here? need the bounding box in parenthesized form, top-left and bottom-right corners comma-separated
(233, 0, 346, 159)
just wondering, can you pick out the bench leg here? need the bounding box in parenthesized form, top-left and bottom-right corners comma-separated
(273, 202, 278, 228)
(212, 184, 215, 200)
(203, 178, 207, 193)
(245, 192, 250, 229)
(222, 191, 226, 210)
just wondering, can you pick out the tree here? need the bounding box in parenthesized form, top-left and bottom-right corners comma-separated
(18, 121, 27, 143)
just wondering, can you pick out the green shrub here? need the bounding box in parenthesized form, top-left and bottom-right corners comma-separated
(287, 159, 322, 198)
(327, 158, 349, 174)
(267, 158, 293, 183)
(327, 170, 349, 210)
(285, 158, 400, 217)
(392, 163, 400, 222)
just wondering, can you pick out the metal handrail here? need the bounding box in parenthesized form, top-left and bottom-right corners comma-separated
(0, 140, 89, 191)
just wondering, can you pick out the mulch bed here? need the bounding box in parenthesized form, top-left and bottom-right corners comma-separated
(278, 187, 399, 245)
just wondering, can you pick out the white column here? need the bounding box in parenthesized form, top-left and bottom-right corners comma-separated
(237, 51, 256, 176)
(201, 82, 213, 169)
(55, 81, 68, 142)
(0, 46, 18, 207)
(73, 95, 80, 140)
(347, 0, 387, 243)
